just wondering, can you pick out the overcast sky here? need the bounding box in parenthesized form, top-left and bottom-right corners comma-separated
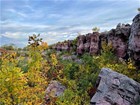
(0, 0, 140, 47)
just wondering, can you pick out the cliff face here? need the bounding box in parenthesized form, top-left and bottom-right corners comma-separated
(129, 14, 140, 67)
(52, 14, 140, 68)
(77, 32, 100, 55)
(75, 23, 131, 57)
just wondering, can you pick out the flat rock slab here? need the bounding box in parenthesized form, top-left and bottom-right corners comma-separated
(90, 68, 140, 105)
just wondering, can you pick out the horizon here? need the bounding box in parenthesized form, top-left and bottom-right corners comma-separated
(0, 0, 140, 48)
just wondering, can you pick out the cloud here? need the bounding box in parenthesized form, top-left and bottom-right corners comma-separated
(23, 5, 35, 12)
(6, 9, 28, 18)
(1, 0, 139, 47)
(0, 31, 77, 47)
(1, 32, 28, 39)
(1, 20, 93, 33)
(1, 21, 51, 32)
(47, 13, 62, 18)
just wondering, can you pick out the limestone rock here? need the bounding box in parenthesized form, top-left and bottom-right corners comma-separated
(90, 68, 140, 105)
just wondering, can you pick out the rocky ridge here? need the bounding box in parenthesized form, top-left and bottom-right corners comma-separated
(52, 14, 140, 68)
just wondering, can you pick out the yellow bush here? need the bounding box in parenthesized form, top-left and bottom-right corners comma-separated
(0, 34, 50, 105)
(0, 53, 27, 105)
(93, 41, 140, 82)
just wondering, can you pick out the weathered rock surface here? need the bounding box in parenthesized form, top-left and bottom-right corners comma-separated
(52, 23, 131, 58)
(107, 23, 131, 58)
(77, 35, 86, 55)
(129, 14, 140, 68)
(61, 54, 82, 64)
(76, 32, 100, 55)
(61, 55, 77, 60)
(45, 80, 66, 102)
(52, 40, 73, 51)
(90, 68, 140, 105)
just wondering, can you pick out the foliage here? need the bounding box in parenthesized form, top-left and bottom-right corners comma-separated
(93, 41, 140, 82)
(24, 34, 48, 104)
(0, 34, 49, 105)
(54, 53, 100, 105)
(138, 8, 140, 12)
(0, 53, 27, 105)
(1, 44, 16, 50)
(71, 38, 78, 52)
(1, 34, 139, 105)
(92, 27, 100, 32)
(47, 40, 139, 104)
(56, 88, 89, 105)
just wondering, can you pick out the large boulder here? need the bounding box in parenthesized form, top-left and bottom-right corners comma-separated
(129, 14, 140, 68)
(45, 80, 66, 103)
(90, 68, 140, 105)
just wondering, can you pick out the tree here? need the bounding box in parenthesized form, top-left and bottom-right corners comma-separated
(138, 8, 140, 13)
(138, 8, 140, 11)
(1, 44, 16, 50)
(0, 34, 49, 105)
(92, 27, 100, 32)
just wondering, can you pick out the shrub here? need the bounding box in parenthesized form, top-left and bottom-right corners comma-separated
(0, 34, 49, 105)
(0, 53, 27, 105)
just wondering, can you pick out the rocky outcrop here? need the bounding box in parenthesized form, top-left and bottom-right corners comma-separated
(76, 32, 100, 55)
(77, 35, 86, 55)
(52, 40, 73, 51)
(90, 68, 140, 105)
(53, 23, 131, 57)
(107, 23, 131, 58)
(89, 32, 100, 55)
(129, 14, 140, 68)
(51, 14, 140, 67)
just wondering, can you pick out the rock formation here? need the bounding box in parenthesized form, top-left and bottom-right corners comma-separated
(107, 23, 131, 58)
(52, 23, 131, 57)
(51, 13, 140, 68)
(89, 32, 100, 55)
(90, 68, 140, 105)
(77, 35, 86, 55)
(52, 40, 73, 51)
(76, 32, 100, 55)
(129, 14, 140, 68)
(52, 24, 131, 57)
